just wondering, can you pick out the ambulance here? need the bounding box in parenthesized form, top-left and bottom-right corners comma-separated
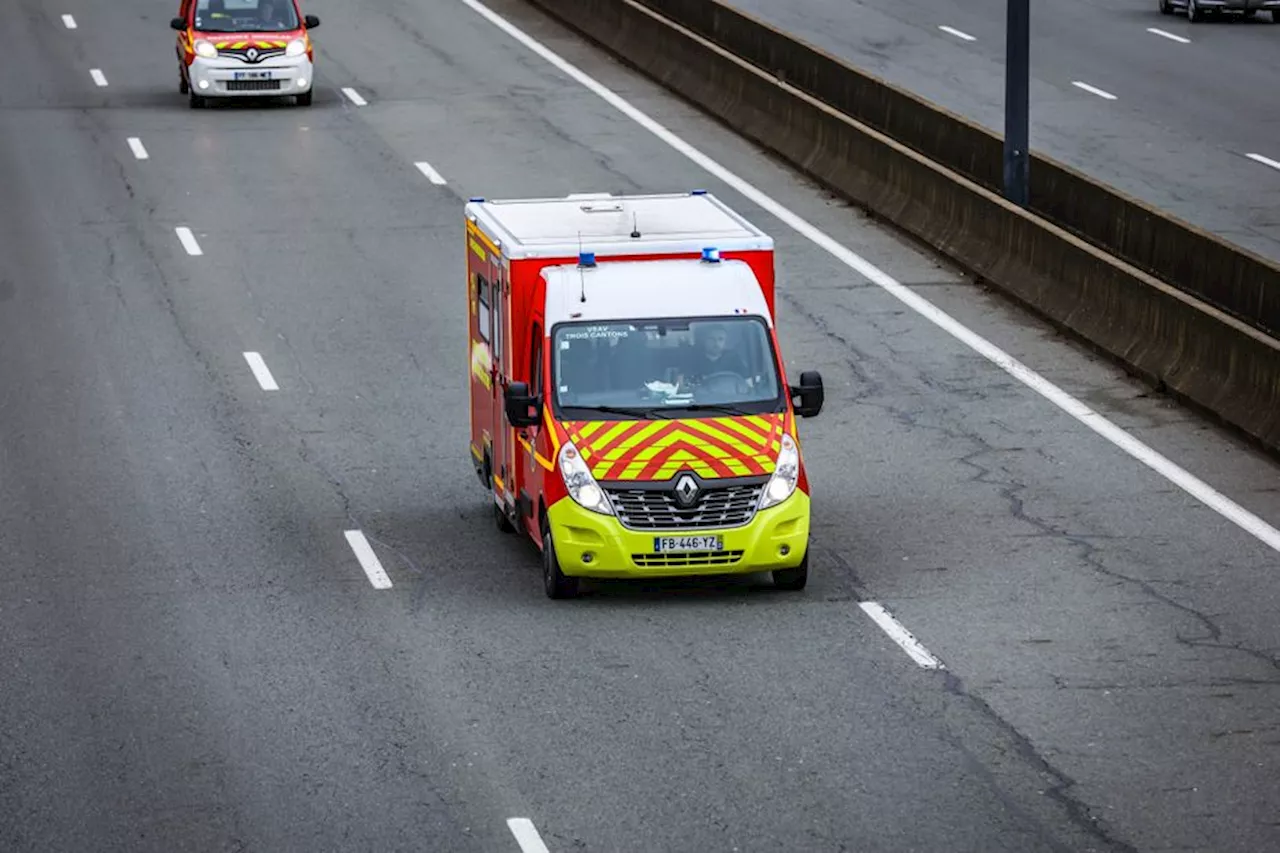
(466, 191, 825, 599)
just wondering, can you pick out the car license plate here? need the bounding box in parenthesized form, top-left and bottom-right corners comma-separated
(653, 535, 723, 553)
(233, 70, 272, 80)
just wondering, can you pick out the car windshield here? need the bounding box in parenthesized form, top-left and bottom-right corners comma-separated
(194, 0, 299, 32)
(552, 316, 783, 418)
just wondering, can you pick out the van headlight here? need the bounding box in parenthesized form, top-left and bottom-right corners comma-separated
(194, 39, 218, 58)
(285, 38, 306, 57)
(559, 441, 614, 515)
(759, 432, 799, 510)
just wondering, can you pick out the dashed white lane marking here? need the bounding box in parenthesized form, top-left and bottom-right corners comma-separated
(89, 68, 108, 87)
(243, 352, 279, 391)
(414, 161, 447, 185)
(1072, 81, 1117, 100)
(860, 602, 945, 670)
(341, 87, 368, 106)
(127, 137, 149, 160)
(345, 530, 393, 589)
(1246, 153, 1280, 172)
(507, 818, 551, 853)
(61, 14, 77, 29)
(938, 25, 976, 41)
(1147, 27, 1190, 43)
(174, 226, 203, 256)
(462, 0, 1280, 560)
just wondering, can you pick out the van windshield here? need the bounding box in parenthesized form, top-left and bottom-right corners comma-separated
(194, 0, 299, 32)
(552, 316, 783, 418)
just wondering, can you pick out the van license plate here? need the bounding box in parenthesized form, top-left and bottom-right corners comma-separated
(654, 536, 722, 553)
(234, 71, 272, 80)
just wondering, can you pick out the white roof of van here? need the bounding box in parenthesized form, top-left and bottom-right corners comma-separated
(542, 257, 773, 328)
(465, 191, 773, 259)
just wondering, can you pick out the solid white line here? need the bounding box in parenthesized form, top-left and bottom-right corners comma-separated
(507, 818, 551, 853)
(61, 14, 77, 29)
(414, 161, 447, 185)
(1147, 27, 1190, 44)
(174, 226, 203, 256)
(341, 87, 368, 106)
(461, 0, 1280, 557)
(127, 137, 149, 160)
(1072, 81, 1117, 100)
(1246, 153, 1280, 172)
(243, 352, 279, 391)
(860, 602, 945, 669)
(89, 68, 108, 87)
(938, 25, 976, 41)
(345, 530, 393, 589)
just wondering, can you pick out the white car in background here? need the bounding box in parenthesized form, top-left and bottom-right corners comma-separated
(1159, 0, 1280, 22)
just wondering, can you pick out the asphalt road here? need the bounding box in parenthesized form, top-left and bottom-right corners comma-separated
(723, 0, 1280, 264)
(2, 0, 1279, 851)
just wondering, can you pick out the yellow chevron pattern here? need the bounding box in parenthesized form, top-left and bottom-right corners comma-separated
(565, 414, 784, 482)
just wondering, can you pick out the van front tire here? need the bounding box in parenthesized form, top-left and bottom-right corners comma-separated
(542, 528, 579, 599)
(772, 549, 809, 591)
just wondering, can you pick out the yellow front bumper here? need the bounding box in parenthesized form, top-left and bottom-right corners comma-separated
(546, 491, 811, 579)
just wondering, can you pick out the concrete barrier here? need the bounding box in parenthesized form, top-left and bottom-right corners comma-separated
(521, 0, 1280, 452)
(627, 0, 1280, 340)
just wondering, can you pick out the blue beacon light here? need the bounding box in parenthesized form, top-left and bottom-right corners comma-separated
(701, 247, 721, 263)
(578, 251, 596, 267)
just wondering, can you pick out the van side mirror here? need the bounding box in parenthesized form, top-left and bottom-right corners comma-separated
(504, 381, 540, 428)
(789, 370, 824, 418)
(304, 14, 321, 28)
(170, 17, 186, 30)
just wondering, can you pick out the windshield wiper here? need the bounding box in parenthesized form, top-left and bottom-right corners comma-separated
(678, 403, 758, 416)
(567, 405, 676, 419)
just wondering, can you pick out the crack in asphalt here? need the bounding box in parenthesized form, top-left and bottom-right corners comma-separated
(782, 290, 1162, 852)
(940, 668, 1142, 853)
(959, 445, 1280, 676)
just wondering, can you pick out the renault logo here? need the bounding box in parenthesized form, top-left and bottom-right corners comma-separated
(246, 47, 259, 60)
(673, 474, 700, 508)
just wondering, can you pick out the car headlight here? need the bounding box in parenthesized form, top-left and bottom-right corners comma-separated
(194, 40, 217, 58)
(559, 441, 613, 516)
(759, 432, 799, 510)
(285, 38, 306, 57)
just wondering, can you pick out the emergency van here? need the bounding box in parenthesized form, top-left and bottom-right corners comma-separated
(466, 191, 825, 599)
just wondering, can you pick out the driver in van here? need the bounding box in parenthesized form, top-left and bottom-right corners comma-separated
(680, 323, 750, 387)
(257, 0, 286, 27)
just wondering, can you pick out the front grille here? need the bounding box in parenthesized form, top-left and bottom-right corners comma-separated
(606, 481, 764, 530)
(226, 79, 282, 91)
(218, 47, 287, 63)
(632, 551, 744, 568)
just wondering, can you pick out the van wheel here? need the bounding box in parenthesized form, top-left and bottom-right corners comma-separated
(189, 90, 205, 109)
(772, 549, 809, 591)
(542, 527, 579, 599)
(494, 499, 516, 534)
(296, 90, 312, 106)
